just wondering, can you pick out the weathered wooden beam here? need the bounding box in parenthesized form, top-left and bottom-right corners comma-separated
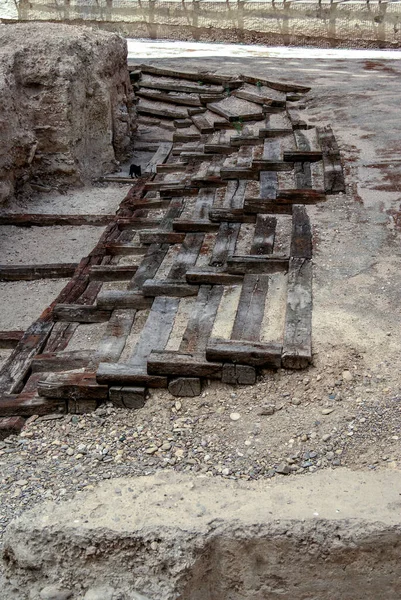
(139, 232, 186, 245)
(208, 209, 256, 223)
(250, 215, 276, 256)
(130, 64, 242, 88)
(243, 199, 293, 215)
(0, 416, 26, 440)
(156, 163, 188, 174)
(0, 214, 114, 227)
(291, 205, 312, 259)
(144, 142, 173, 174)
(221, 364, 256, 385)
(0, 321, 53, 394)
(96, 363, 167, 388)
(142, 280, 199, 297)
(317, 126, 346, 194)
(186, 268, 242, 285)
(282, 258, 312, 369)
(103, 243, 147, 256)
(168, 378, 201, 397)
(109, 386, 146, 409)
(31, 350, 92, 373)
(0, 331, 24, 349)
(89, 309, 136, 367)
(139, 75, 224, 95)
(53, 305, 111, 323)
(0, 264, 78, 281)
(181, 285, 224, 354)
(96, 291, 153, 310)
(283, 151, 322, 163)
(226, 255, 289, 275)
(148, 351, 222, 378)
(88, 265, 138, 281)
(173, 219, 219, 233)
(240, 74, 311, 94)
(137, 88, 202, 107)
(0, 393, 66, 418)
(37, 371, 108, 401)
(231, 274, 269, 342)
(206, 339, 282, 368)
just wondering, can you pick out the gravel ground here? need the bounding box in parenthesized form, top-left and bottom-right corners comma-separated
(0, 347, 399, 548)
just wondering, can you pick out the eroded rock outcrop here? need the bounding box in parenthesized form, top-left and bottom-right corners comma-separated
(0, 23, 135, 203)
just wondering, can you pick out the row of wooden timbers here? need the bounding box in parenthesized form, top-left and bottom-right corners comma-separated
(0, 64, 345, 435)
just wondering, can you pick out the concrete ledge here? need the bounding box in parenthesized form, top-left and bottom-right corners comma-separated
(2, 469, 401, 599)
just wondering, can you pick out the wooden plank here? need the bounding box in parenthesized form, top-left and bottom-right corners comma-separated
(250, 215, 277, 255)
(31, 350, 92, 373)
(139, 232, 186, 245)
(156, 162, 188, 174)
(227, 255, 289, 275)
(174, 119, 193, 128)
(37, 371, 108, 401)
(117, 218, 162, 230)
(206, 339, 282, 368)
(209, 209, 255, 224)
(0, 416, 26, 440)
(137, 88, 202, 106)
(89, 309, 136, 366)
(207, 95, 264, 122)
(0, 331, 24, 349)
(180, 285, 224, 353)
(284, 151, 322, 163)
(260, 171, 278, 199)
(109, 386, 146, 409)
(144, 142, 173, 174)
(131, 64, 242, 88)
(103, 243, 146, 256)
(190, 113, 215, 134)
(96, 291, 153, 310)
(129, 199, 184, 291)
(294, 129, 312, 188)
(54, 305, 111, 323)
(129, 296, 180, 368)
(0, 393, 66, 418)
(88, 265, 138, 281)
(168, 233, 204, 280)
(220, 168, 260, 180)
(186, 268, 242, 285)
(148, 351, 222, 378)
(234, 83, 286, 106)
(168, 378, 201, 397)
(243, 199, 293, 215)
(0, 263, 78, 281)
(221, 364, 256, 385)
(138, 98, 188, 120)
(173, 220, 219, 233)
(0, 214, 114, 227)
(231, 274, 269, 342)
(210, 222, 241, 267)
(0, 321, 53, 394)
(240, 74, 311, 94)
(317, 126, 346, 194)
(173, 131, 202, 143)
(96, 363, 167, 388)
(282, 258, 312, 369)
(142, 280, 199, 297)
(291, 205, 312, 259)
(139, 74, 224, 95)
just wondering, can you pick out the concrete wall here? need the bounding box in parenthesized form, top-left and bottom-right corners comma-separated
(6, 1, 401, 48)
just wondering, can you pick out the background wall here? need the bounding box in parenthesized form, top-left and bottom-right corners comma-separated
(3, 0, 401, 48)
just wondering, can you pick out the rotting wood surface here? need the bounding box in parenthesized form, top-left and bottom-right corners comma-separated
(0, 66, 345, 420)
